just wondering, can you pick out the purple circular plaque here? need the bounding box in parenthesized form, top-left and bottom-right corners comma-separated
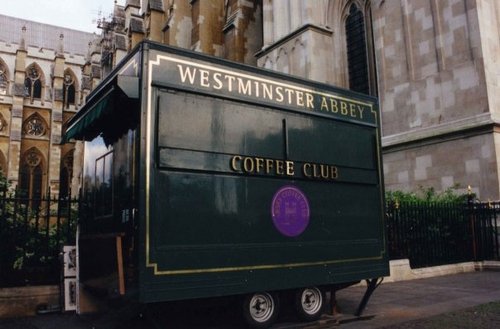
(271, 186, 310, 237)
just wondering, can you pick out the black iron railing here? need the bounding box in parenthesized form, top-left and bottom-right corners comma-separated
(0, 185, 78, 287)
(386, 200, 500, 268)
(2, 180, 499, 285)
(468, 201, 500, 262)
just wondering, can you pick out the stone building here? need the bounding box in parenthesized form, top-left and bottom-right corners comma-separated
(374, 0, 499, 200)
(88, 0, 500, 200)
(260, 0, 500, 200)
(0, 14, 97, 198)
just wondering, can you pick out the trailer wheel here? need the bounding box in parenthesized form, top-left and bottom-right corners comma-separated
(295, 287, 324, 322)
(242, 292, 279, 328)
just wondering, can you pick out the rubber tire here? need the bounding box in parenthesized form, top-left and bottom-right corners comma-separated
(295, 287, 325, 322)
(242, 292, 280, 329)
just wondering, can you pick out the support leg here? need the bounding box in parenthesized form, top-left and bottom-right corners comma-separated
(330, 289, 340, 315)
(355, 278, 382, 317)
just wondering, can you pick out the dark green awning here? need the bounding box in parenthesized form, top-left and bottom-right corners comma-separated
(62, 71, 139, 144)
(62, 89, 114, 143)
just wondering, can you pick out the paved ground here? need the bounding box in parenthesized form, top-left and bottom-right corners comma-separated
(331, 271, 500, 329)
(1, 271, 500, 328)
(374, 301, 500, 329)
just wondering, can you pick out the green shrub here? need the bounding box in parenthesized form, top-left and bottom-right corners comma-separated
(0, 172, 77, 272)
(386, 184, 471, 204)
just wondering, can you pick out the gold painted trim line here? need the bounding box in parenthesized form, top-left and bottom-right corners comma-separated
(150, 254, 385, 276)
(145, 55, 159, 270)
(144, 53, 385, 275)
(150, 54, 376, 120)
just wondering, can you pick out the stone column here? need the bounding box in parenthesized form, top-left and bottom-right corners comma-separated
(125, 1, 144, 51)
(49, 34, 65, 196)
(89, 41, 102, 90)
(8, 27, 28, 188)
(192, 0, 224, 56)
(162, 0, 191, 48)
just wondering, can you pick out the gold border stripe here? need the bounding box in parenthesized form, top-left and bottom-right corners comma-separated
(152, 54, 375, 112)
(145, 53, 385, 275)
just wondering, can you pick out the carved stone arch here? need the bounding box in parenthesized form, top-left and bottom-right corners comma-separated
(276, 47, 290, 74)
(326, 0, 345, 29)
(0, 57, 9, 77)
(25, 62, 46, 85)
(22, 147, 45, 167)
(364, 0, 374, 12)
(63, 68, 78, 108)
(362, 0, 378, 95)
(0, 57, 10, 95)
(326, 0, 350, 87)
(23, 112, 48, 137)
(341, 0, 368, 21)
(325, 1, 369, 32)
(24, 62, 46, 103)
(261, 56, 273, 70)
(339, 0, 375, 95)
(291, 38, 305, 52)
(0, 112, 7, 133)
(290, 38, 307, 78)
(63, 68, 79, 91)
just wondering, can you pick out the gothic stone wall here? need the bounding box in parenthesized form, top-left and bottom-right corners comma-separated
(383, 133, 499, 199)
(0, 38, 87, 196)
(373, 0, 486, 135)
(372, 0, 499, 198)
(476, 0, 500, 117)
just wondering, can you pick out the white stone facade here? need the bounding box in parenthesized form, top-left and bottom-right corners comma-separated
(255, 0, 500, 199)
(374, 0, 498, 199)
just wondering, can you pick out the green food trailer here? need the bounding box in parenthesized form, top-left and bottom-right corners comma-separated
(64, 41, 389, 328)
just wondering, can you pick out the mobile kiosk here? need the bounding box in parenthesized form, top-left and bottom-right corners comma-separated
(64, 41, 389, 328)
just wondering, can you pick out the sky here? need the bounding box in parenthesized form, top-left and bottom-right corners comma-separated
(1, 0, 126, 33)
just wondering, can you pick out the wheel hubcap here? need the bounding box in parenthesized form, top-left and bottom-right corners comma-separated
(249, 293, 274, 323)
(301, 288, 322, 315)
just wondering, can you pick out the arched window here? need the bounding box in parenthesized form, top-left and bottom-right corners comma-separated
(59, 149, 74, 199)
(63, 69, 76, 109)
(345, 3, 369, 94)
(0, 113, 6, 134)
(19, 148, 44, 208)
(0, 60, 8, 95)
(24, 64, 43, 103)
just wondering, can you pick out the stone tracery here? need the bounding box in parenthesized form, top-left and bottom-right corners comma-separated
(24, 63, 44, 103)
(0, 61, 8, 95)
(23, 113, 47, 137)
